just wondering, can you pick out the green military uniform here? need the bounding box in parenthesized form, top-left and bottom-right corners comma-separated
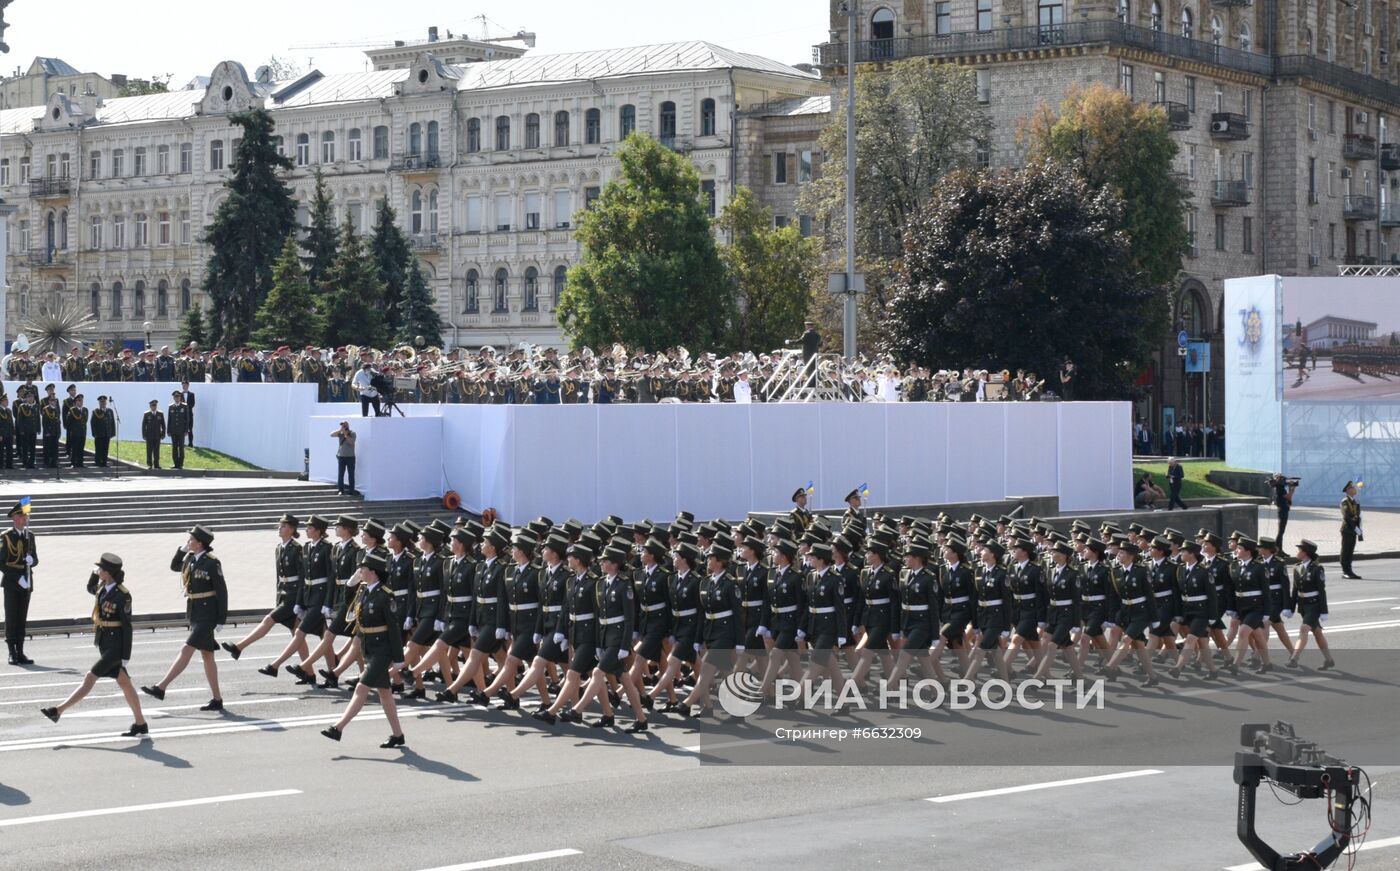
(171, 527, 228, 651)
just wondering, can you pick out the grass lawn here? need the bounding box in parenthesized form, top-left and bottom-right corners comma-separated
(1132, 460, 1262, 500)
(110, 440, 263, 472)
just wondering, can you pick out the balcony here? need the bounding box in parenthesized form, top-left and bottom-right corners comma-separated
(659, 136, 692, 153)
(1210, 179, 1250, 207)
(25, 248, 71, 267)
(1154, 100, 1191, 131)
(1382, 143, 1400, 171)
(28, 177, 71, 198)
(410, 233, 441, 252)
(390, 153, 441, 172)
(1344, 134, 1379, 161)
(1344, 194, 1377, 220)
(1209, 112, 1250, 140)
(1211, 0, 1252, 5)
(1381, 203, 1400, 227)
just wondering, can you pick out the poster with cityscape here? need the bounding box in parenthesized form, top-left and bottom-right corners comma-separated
(1282, 282, 1400, 400)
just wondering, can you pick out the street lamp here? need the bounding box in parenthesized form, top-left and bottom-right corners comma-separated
(143, 320, 153, 352)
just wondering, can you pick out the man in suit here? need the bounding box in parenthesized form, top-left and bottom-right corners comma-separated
(167, 390, 191, 470)
(2, 502, 37, 665)
(90, 396, 116, 467)
(1166, 457, 1189, 510)
(142, 399, 166, 469)
(1340, 480, 1363, 579)
(178, 380, 196, 446)
(64, 394, 89, 467)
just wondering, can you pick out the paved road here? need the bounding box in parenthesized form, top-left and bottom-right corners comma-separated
(2, 571, 1399, 870)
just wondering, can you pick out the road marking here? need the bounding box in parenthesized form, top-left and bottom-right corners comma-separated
(0, 788, 302, 828)
(1331, 597, 1398, 605)
(60, 697, 300, 719)
(1223, 834, 1400, 870)
(1321, 619, 1400, 633)
(0, 687, 205, 707)
(67, 638, 191, 649)
(926, 769, 1163, 802)
(417, 849, 583, 871)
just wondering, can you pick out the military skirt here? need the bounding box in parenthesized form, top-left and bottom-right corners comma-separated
(568, 639, 598, 674)
(1299, 599, 1325, 628)
(597, 619, 630, 675)
(1151, 595, 1177, 638)
(1046, 606, 1077, 647)
(1080, 601, 1110, 637)
(1235, 594, 1266, 629)
(269, 588, 299, 630)
(940, 606, 971, 645)
(669, 616, 699, 664)
(91, 639, 123, 679)
(409, 618, 439, 647)
(901, 611, 935, 651)
(509, 632, 538, 661)
(326, 583, 353, 635)
(635, 620, 668, 662)
(1265, 587, 1287, 623)
(186, 620, 219, 652)
(439, 619, 474, 648)
(976, 604, 1008, 651)
(360, 648, 393, 689)
(537, 630, 569, 665)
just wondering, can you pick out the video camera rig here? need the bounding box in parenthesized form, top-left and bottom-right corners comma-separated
(1233, 722, 1371, 871)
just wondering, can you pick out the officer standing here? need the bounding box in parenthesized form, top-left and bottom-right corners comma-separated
(2, 502, 37, 665)
(142, 399, 165, 469)
(1340, 481, 1363, 579)
(143, 525, 228, 711)
(1271, 473, 1297, 551)
(40, 394, 61, 468)
(0, 395, 14, 469)
(167, 390, 190, 470)
(64, 394, 89, 467)
(178, 380, 196, 447)
(39, 553, 148, 737)
(90, 396, 116, 467)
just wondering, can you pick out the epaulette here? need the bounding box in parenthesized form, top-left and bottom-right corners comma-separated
(116, 584, 129, 593)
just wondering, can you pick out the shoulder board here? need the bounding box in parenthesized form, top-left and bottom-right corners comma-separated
(116, 584, 129, 593)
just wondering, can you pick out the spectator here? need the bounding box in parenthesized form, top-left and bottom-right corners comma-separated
(1136, 472, 1166, 509)
(1166, 457, 1189, 510)
(332, 421, 357, 497)
(40, 353, 62, 383)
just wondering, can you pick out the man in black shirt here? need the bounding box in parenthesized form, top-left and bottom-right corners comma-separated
(1166, 457, 1188, 511)
(1271, 473, 1296, 552)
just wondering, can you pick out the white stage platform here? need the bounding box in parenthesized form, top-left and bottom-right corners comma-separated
(310, 402, 1133, 522)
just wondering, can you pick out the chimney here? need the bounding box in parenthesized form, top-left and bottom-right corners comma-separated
(111, 73, 127, 87)
(428, 26, 439, 42)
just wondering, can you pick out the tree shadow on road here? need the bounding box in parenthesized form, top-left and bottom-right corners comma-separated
(58, 739, 193, 769)
(332, 748, 478, 782)
(0, 782, 31, 806)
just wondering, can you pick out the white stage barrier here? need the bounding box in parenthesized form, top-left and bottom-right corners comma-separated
(310, 401, 1133, 521)
(1, 381, 318, 472)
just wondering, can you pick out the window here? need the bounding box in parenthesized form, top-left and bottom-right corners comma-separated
(1242, 89, 1253, 120)
(525, 192, 542, 230)
(16, 285, 26, 317)
(57, 210, 68, 250)
(774, 215, 789, 228)
(977, 0, 993, 31)
(112, 214, 125, 248)
(1214, 214, 1226, 250)
(1185, 76, 1196, 112)
(1118, 0, 1129, 21)
(1150, 0, 1162, 30)
(467, 118, 481, 153)
(1186, 144, 1197, 178)
(553, 189, 573, 228)
(1309, 220, 1319, 259)
(409, 122, 422, 156)
(465, 195, 482, 232)
(1213, 147, 1223, 181)
(1308, 95, 1317, 131)
(156, 144, 169, 174)
(427, 121, 439, 159)
(774, 152, 788, 184)
(585, 109, 601, 145)
(295, 134, 310, 166)
(1328, 160, 1337, 195)
(552, 265, 567, 305)
(494, 268, 509, 312)
(134, 281, 146, 317)
(181, 279, 191, 313)
(1242, 216, 1254, 254)
(180, 142, 192, 173)
(180, 210, 191, 244)
(495, 192, 512, 231)
(1039, 0, 1064, 30)
(89, 215, 102, 249)
(1186, 209, 1197, 254)
(1328, 100, 1335, 134)
(0, 158, 8, 186)
(1308, 157, 1317, 200)
(58, 152, 70, 178)
(157, 279, 169, 316)
(524, 267, 539, 311)
(659, 101, 677, 142)
(17, 219, 27, 252)
(90, 283, 101, 319)
(110, 150, 122, 177)
(799, 150, 814, 183)
(321, 131, 335, 163)
(429, 190, 439, 236)
(977, 68, 991, 103)
(1324, 35, 1333, 63)
(157, 211, 170, 245)
(1329, 222, 1337, 258)
(554, 111, 570, 147)
(1214, 84, 1223, 113)
(1154, 71, 1166, 103)
(1210, 15, 1222, 47)
(1239, 22, 1251, 51)
(585, 186, 601, 210)
(209, 140, 223, 171)
(373, 125, 389, 159)
(1242, 151, 1254, 188)
(975, 138, 990, 167)
(134, 213, 148, 247)
(620, 104, 636, 138)
(348, 128, 362, 161)
(496, 115, 511, 150)
(935, 1, 951, 34)
(110, 281, 123, 317)
(799, 215, 814, 236)
(85, 152, 97, 180)
(1120, 64, 1134, 96)
(1180, 7, 1193, 39)
(464, 270, 480, 313)
(700, 99, 716, 137)
(1305, 27, 1314, 55)
(134, 146, 147, 176)
(46, 153, 56, 179)
(701, 179, 716, 216)
(411, 190, 424, 235)
(525, 113, 540, 149)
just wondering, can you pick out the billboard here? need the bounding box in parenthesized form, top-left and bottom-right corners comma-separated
(1282, 280, 1400, 400)
(1224, 275, 1282, 475)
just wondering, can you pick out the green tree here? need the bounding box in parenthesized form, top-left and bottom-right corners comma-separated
(558, 133, 732, 352)
(178, 304, 207, 349)
(320, 219, 386, 348)
(880, 161, 1166, 399)
(798, 60, 989, 311)
(1025, 84, 1189, 287)
(301, 171, 339, 297)
(253, 234, 323, 347)
(369, 200, 413, 335)
(396, 258, 444, 347)
(200, 109, 296, 346)
(117, 75, 171, 97)
(717, 186, 821, 352)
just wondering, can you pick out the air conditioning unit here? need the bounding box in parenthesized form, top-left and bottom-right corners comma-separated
(1356, 110, 1370, 126)
(1309, 128, 1319, 141)
(1308, 253, 1321, 266)
(1342, 167, 1353, 178)
(554, 221, 570, 229)
(1211, 120, 1231, 133)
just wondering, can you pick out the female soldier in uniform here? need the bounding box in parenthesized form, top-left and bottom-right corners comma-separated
(887, 539, 942, 685)
(143, 525, 228, 711)
(500, 533, 570, 710)
(564, 543, 648, 731)
(849, 536, 898, 691)
(641, 543, 702, 712)
(801, 542, 848, 690)
(534, 542, 599, 724)
(1227, 538, 1273, 676)
(1004, 540, 1045, 676)
(1257, 538, 1297, 661)
(437, 525, 509, 705)
(1168, 541, 1218, 679)
(266, 515, 332, 681)
(402, 526, 446, 698)
(482, 531, 541, 700)
(326, 519, 389, 687)
(412, 527, 477, 693)
(41, 553, 148, 737)
(1200, 533, 1234, 662)
(627, 537, 672, 692)
(756, 538, 806, 698)
(222, 514, 306, 665)
(1099, 542, 1160, 687)
(320, 552, 406, 748)
(736, 537, 768, 672)
(1286, 539, 1335, 670)
(935, 537, 975, 678)
(292, 515, 359, 688)
(1034, 542, 1084, 680)
(962, 541, 1011, 683)
(676, 543, 743, 717)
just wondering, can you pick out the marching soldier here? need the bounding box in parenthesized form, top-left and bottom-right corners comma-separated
(561, 542, 647, 731)
(626, 536, 671, 691)
(2, 502, 37, 665)
(90, 396, 116, 467)
(963, 541, 1011, 683)
(888, 538, 943, 684)
(935, 536, 976, 677)
(737, 536, 769, 656)
(533, 538, 601, 723)
(1098, 541, 1160, 686)
(479, 530, 540, 701)
(1167, 540, 1218, 679)
(64, 394, 89, 467)
(266, 516, 333, 682)
(142, 399, 165, 469)
(1258, 538, 1296, 658)
(438, 524, 509, 705)
(167, 390, 191, 469)
(39, 553, 148, 737)
(801, 542, 848, 690)
(1075, 538, 1118, 666)
(755, 537, 806, 697)
(640, 542, 702, 713)
(1286, 539, 1334, 670)
(842, 488, 867, 540)
(221, 514, 306, 666)
(288, 515, 361, 688)
(320, 551, 407, 748)
(790, 486, 814, 536)
(1005, 539, 1045, 673)
(143, 525, 228, 711)
(500, 532, 571, 710)
(402, 525, 447, 697)
(1227, 538, 1273, 676)
(1033, 541, 1084, 680)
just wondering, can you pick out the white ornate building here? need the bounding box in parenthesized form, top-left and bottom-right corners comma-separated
(0, 39, 827, 349)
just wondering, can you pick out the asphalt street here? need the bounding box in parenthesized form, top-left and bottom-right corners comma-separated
(2, 569, 1399, 870)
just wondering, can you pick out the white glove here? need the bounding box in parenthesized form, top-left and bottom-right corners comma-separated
(837, 637, 848, 647)
(321, 606, 332, 617)
(216, 625, 225, 632)
(756, 625, 770, 638)
(391, 661, 405, 670)
(693, 642, 702, 652)
(631, 631, 640, 641)
(294, 606, 305, 618)
(402, 617, 412, 631)
(533, 634, 542, 644)
(1282, 610, 1294, 619)
(122, 660, 130, 669)
(553, 632, 565, 645)
(179, 545, 189, 553)
(469, 625, 478, 636)
(559, 638, 568, 651)
(1320, 613, 1328, 622)
(434, 620, 445, 632)
(494, 627, 507, 640)
(1225, 611, 1237, 619)
(24, 555, 33, 566)
(736, 645, 746, 653)
(18, 578, 30, 590)
(796, 630, 807, 641)
(595, 647, 604, 659)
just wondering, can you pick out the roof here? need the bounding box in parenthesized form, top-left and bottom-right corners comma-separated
(1304, 314, 1379, 329)
(269, 70, 405, 107)
(752, 95, 832, 117)
(33, 57, 82, 77)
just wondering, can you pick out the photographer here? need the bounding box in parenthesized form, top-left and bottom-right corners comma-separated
(351, 362, 380, 418)
(1271, 473, 1298, 551)
(332, 421, 357, 497)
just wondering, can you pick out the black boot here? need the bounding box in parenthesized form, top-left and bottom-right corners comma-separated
(40, 706, 59, 722)
(14, 643, 32, 665)
(6, 642, 17, 666)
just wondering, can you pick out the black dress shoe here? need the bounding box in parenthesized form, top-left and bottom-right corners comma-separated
(675, 703, 693, 718)
(221, 642, 242, 661)
(345, 678, 359, 692)
(40, 706, 59, 723)
(590, 715, 615, 728)
(320, 675, 339, 689)
(497, 690, 520, 710)
(532, 709, 557, 725)
(318, 668, 337, 682)
(257, 665, 278, 677)
(607, 689, 621, 708)
(558, 708, 583, 724)
(141, 685, 166, 701)
(407, 687, 427, 700)
(285, 664, 314, 684)
(379, 734, 406, 749)
(15, 652, 33, 665)
(320, 726, 342, 741)
(435, 690, 458, 703)
(122, 722, 149, 738)
(640, 693, 655, 711)
(199, 698, 223, 712)
(625, 720, 649, 733)
(468, 689, 490, 706)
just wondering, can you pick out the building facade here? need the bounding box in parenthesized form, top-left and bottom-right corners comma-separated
(0, 57, 124, 111)
(817, 0, 1400, 429)
(0, 40, 827, 350)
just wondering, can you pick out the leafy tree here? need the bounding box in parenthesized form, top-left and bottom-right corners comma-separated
(369, 200, 413, 335)
(880, 161, 1167, 399)
(558, 133, 732, 352)
(253, 234, 323, 347)
(717, 186, 821, 352)
(1025, 84, 1189, 287)
(320, 218, 386, 348)
(178, 304, 207, 349)
(200, 109, 296, 346)
(396, 258, 444, 348)
(262, 56, 303, 81)
(301, 171, 339, 297)
(798, 60, 989, 310)
(118, 75, 171, 97)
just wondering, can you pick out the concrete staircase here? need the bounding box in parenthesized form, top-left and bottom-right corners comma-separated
(19, 484, 467, 536)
